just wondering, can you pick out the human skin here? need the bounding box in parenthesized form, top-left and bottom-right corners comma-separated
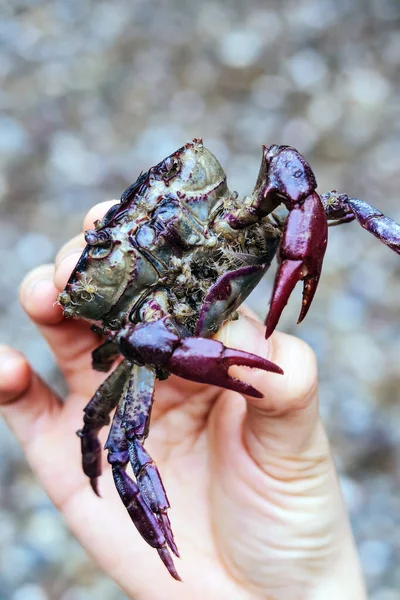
(0, 201, 366, 600)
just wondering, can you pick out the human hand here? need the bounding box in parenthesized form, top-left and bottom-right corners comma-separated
(0, 201, 366, 600)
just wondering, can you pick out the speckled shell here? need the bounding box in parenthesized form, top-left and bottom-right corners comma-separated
(58, 138, 279, 335)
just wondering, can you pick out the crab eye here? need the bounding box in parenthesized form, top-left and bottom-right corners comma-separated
(89, 243, 112, 259)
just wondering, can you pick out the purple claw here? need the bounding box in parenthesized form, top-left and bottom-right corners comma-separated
(118, 319, 283, 398)
(265, 260, 305, 339)
(166, 337, 283, 398)
(265, 193, 328, 339)
(90, 478, 100, 497)
(297, 271, 320, 324)
(157, 547, 182, 581)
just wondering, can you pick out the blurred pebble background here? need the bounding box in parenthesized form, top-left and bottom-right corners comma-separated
(1, 0, 400, 598)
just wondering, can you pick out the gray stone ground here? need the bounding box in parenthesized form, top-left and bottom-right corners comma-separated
(0, 0, 400, 598)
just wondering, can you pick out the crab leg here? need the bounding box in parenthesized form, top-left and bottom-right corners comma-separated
(105, 364, 181, 580)
(111, 318, 283, 575)
(128, 438, 180, 561)
(77, 359, 130, 495)
(92, 337, 120, 372)
(321, 191, 400, 255)
(117, 317, 283, 399)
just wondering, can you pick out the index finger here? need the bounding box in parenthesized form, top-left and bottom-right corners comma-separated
(20, 201, 118, 396)
(215, 315, 319, 462)
(19, 265, 105, 397)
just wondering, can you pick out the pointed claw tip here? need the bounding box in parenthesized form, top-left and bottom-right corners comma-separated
(157, 547, 181, 581)
(90, 478, 101, 497)
(264, 328, 272, 340)
(297, 299, 311, 324)
(265, 259, 305, 340)
(169, 539, 180, 558)
(264, 317, 278, 341)
(247, 387, 264, 399)
(171, 569, 183, 582)
(259, 359, 284, 376)
(298, 275, 320, 324)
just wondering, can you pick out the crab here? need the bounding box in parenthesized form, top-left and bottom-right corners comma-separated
(58, 138, 400, 580)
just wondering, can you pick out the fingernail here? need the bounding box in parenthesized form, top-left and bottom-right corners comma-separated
(56, 248, 83, 270)
(21, 265, 54, 297)
(238, 316, 271, 360)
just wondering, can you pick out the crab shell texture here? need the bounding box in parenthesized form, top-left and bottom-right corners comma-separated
(58, 138, 281, 338)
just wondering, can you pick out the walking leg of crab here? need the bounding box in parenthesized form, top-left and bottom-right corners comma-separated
(128, 437, 179, 558)
(105, 371, 181, 581)
(121, 365, 178, 557)
(321, 191, 400, 255)
(77, 360, 130, 495)
(91, 337, 120, 372)
(111, 463, 181, 581)
(117, 318, 283, 398)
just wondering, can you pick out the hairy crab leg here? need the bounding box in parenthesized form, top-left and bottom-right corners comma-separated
(321, 191, 400, 254)
(117, 317, 283, 399)
(77, 359, 130, 495)
(105, 364, 181, 580)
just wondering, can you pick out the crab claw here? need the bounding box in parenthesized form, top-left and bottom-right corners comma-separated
(265, 192, 328, 339)
(118, 318, 283, 398)
(166, 337, 283, 398)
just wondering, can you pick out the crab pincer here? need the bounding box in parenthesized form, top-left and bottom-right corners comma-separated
(166, 337, 283, 397)
(259, 146, 328, 339)
(265, 192, 328, 338)
(117, 318, 283, 398)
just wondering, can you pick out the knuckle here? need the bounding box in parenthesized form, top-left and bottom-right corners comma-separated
(285, 337, 318, 410)
(0, 351, 31, 406)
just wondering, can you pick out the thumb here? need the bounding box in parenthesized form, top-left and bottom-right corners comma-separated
(0, 345, 62, 449)
(216, 314, 321, 464)
(214, 316, 366, 599)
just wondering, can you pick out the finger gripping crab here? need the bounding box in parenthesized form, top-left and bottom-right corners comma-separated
(58, 139, 400, 579)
